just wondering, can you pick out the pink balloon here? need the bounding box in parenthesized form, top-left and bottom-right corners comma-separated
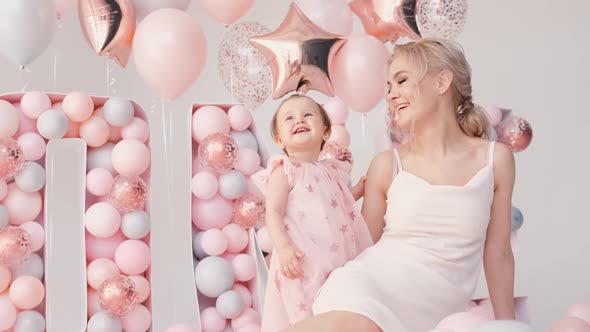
(121, 117, 150, 143)
(232, 284, 253, 308)
(20, 92, 51, 120)
(231, 308, 261, 331)
(85, 202, 122, 238)
(0, 179, 6, 200)
(235, 148, 260, 177)
(87, 258, 121, 290)
(129, 275, 150, 304)
(9, 276, 45, 309)
(86, 231, 126, 261)
(192, 171, 218, 200)
(80, 115, 110, 148)
(0, 266, 11, 293)
(324, 97, 349, 125)
(111, 139, 150, 177)
(133, 9, 207, 99)
(192, 195, 234, 230)
(196, 0, 255, 25)
(200, 229, 229, 256)
(0, 295, 17, 331)
(483, 105, 503, 127)
(0, 226, 32, 267)
(198, 133, 238, 174)
(201, 307, 227, 332)
(14, 103, 38, 136)
(237, 324, 261, 332)
(234, 193, 264, 229)
(222, 223, 249, 253)
(192, 106, 231, 143)
(255, 226, 273, 253)
(0, 100, 18, 138)
(87, 168, 114, 196)
(97, 275, 138, 317)
(436, 312, 488, 332)
(63, 91, 94, 122)
(52, 0, 76, 19)
(296, 0, 353, 35)
(228, 105, 253, 131)
(114, 240, 151, 275)
(17, 133, 46, 161)
(87, 288, 102, 317)
(19, 221, 45, 252)
(331, 34, 389, 112)
(64, 117, 82, 138)
(568, 302, 590, 325)
(120, 304, 152, 332)
(165, 323, 199, 332)
(550, 317, 590, 332)
(328, 125, 351, 147)
(108, 124, 123, 143)
(3, 183, 42, 226)
(232, 254, 256, 282)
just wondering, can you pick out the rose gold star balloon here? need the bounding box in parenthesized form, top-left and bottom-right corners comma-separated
(97, 275, 138, 317)
(0, 226, 32, 267)
(349, 0, 420, 43)
(78, 0, 136, 67)
(249, 3, 346, 99)
(496, 116, 533, 153)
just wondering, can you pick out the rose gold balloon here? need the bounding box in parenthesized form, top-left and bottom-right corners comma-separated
(249, 3, 346, 99)
(78, 0, 136, 67)
(0, 138, 25, 179)
(319, 141, 353, 164)
(234, 192, 264, 229)
(349, 0, 420, 43)
(108, 175, 148, 213)
(496, 116, 533, 153)
(198, 133, 238, 174)
(0, 226, 32, 267)
(97, 275, 138, 317)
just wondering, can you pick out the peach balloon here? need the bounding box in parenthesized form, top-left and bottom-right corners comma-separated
(222, 223, 249, 253)
(231, 284, 253, 308)
(0, 265, 11, 292)
(19, 221, 45, 252)
(0, 100, 18, 138)
(9, 275, 45, 309)
(108, 125, 123, 143)
(64, 117, 82, 138)
(114, 239, 151, 275)
(128, 275, 150, 303)
(87, 288, 103, 317)
(86, 231, 126, 261)
(17, 133, 46, 161)
(196, 0, 254, 25)
(20, 92, 51, 119)
(121, 117, 150, 143)
(80, 115, 111, 148)
(87, 258, 121, 290)
(111, 139, 150, 177)
(62, 91, 94, 122)
(87, 168, 114, 196)
(85, 202, 122, 238)
(550, 317, 590, 332)
(0, 295, 17, 331)
(120, 304, 152, 332)
(3, 183, 42, 225)
(568, 302, 590, 325)
(231, 308, 261, 331)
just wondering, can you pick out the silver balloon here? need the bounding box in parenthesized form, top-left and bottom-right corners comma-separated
(13, 310, 46, 332)
(12, 253, 44, 280)
(218, 170, 247, 200)
(230, 130, 259, 152)
(0, 0, 57, 67)
(87, 312, 123, 332)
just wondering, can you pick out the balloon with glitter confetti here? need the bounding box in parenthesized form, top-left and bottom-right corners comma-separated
(109, 175, 148, 213)
(0, 138, 25, 179)
(234, 192, 264, 229)
(97, 275, 138, 317)
(417, 0, 468, 39)
(198, 133, 239, 174)
(496, 116, 533, 153)
(0, 226, 32, 267)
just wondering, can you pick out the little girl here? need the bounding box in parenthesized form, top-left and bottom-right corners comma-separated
(252, 95, 373, 331)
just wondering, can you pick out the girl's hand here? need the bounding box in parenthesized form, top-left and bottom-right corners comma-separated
(277, 244, 305, 279)
(351, 176, 367, 201)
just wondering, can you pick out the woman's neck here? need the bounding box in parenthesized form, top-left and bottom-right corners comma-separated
(411, 107, 468, 157)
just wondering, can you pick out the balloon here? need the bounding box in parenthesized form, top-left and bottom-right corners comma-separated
(131, 0, 190, 20)
(218, 22, 272, 109)
(0, 226, 32, 267)
(324, 97, 349, 125)
(52, 0, 76, 19)
(0, 138, 25, 179)
(108, 175, 148, 213)
(482, 105, 502, 127)
(218, 170, 248, 200)
(417, 0, 468, 39)
(97, 275, 138, 317)
(437, 312, 488, 332)
(216, 290, 245, 319)
(511, 206, 524, 232)
(195, 256, 235, 298)
(331, 34, 389, 112)
(234, 192, 265, 229)
(476, 320, 534, 332)
(550, 317, 590, 332)
(103, 97, 134, 127)
(13, 310, 46, 332)
(133, 9, 207, 99)
(198, 133, 239, 174)
(0, 0, 57, 67)
(249, 3, 346, 99)
(496, 116, 533, 153)
(567, 301, 590, 325)
(196, 0, 255, 25)
(296, 0, 353, 36)
(87, 312, 123, 332)
(349, 0, 420, 43)
(78, 0, 136, 67)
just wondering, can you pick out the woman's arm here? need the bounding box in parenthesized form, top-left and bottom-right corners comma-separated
(483, 143, 516, 319)
(361, 150, 393, 243)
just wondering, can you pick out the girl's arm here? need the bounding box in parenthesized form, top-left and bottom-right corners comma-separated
(266, 166, 304, 278)
(361, 150, 393, 243)
(484, 143, 516, 319)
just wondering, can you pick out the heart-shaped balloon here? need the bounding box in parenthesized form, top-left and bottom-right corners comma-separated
(78, 0, 136, 67)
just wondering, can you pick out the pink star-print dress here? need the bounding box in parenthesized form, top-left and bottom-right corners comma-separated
(252, 155, 373, 331)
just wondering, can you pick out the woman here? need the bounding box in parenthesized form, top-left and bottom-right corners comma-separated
(282, 38, 516, 332)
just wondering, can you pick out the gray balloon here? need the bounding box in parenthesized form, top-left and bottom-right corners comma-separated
(12, 253, 44, 280)
(87, 312, 123, 332)
(231, 130, 258, 152)
(195, 256, 235, 298)
(37, 109, 68, 139)
(15, 161, 46, 193)
(216, 290, 245, 319)
(0, 204, 8, 228)
(103, 97, 134, 127)
(13, 310, 46, 332)
(121, 211, 151, 239)
(476, 320, 534, 332)
(511, 206, 524, 232)
(193, 232, 208, 260)
(87, 143, 115, 173)
(0, 0, 57, 67)
(218, 170, 247, 200)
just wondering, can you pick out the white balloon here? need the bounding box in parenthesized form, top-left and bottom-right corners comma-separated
(121, 211, 151, 239)
(230, 130, 258, 151)
(11, 253, 44, 280)
(195, 256, 235, 298)
(218, 170, 247, 200)
(103, 97, 134, 127)
(216, 290, 244, 319)
(477, 320, 534, 332)
(37, 109, 68, 139)
(13, 310, 46, 332)
(87, 143, 116, 174)
(87, 312, 123, 332)
(132, 0, 190, 20)
(0, 0, 57, 67)
(15, 161, 46, 192)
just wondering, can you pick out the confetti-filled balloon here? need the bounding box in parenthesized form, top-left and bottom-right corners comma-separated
(97, 275, 138, 317)
(0, 138, 25, 179)
(109, 175, 148, 213)
(496, 116, 533, 153)
(0, 226, 32, 267)
(234, 192, 265, 229)
(198, 133, 238, 174)
(417, 0, 468, 39)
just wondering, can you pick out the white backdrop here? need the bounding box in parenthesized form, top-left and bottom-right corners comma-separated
(1, 0, 589, 329)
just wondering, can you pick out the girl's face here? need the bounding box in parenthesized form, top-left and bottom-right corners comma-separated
(274, 97, 329, 154)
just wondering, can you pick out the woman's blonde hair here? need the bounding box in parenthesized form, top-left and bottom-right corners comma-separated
(391, 38, 489, 138)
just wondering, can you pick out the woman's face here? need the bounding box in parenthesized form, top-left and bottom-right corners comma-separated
(386, 55, 440, 130)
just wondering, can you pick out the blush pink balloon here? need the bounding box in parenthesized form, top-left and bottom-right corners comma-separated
(14, 104, 38, 137)
(62, 91, 94, 122)
(232, 254, 256, 282)
(85, 202, 122, 238)
(0, 138, 25, 179)
(200, 229, 228, 256)
(231, 308, 261, 331)
(87, 168, 114, 196)
(228, 105, 252, 131)
(191, 171, 218, 200)
(20, 92, 51, 120)
(482, 105, 503, 127)
(0, 295, 17, 331)
(550, 317, 590, 332)
(64, 117, 82, 138)
(222, 223, 249, 253)
(120, 304, 152, 332)
(328, 125, 351, 147)
(3, 183, 42, 225)
(86, 231, 127, 261)
(108, 175, 148, 213)
(112, 139, 150, 177)
(128, 275, 150, 304)
(324, 97, 349, 125)
(198, 133, 238, 174)
(296, 0, 353, 35)
(114, 239, 151, 275)
(231, 284, 253, 308)
(97, 275, 138, 317)
(0, 100, 18, 138)
(121, 117, 150, 143)
(80, 116, 111, 148)
(9, 275, 45, 309)
(52, 0, 76, 19)
(256, 226, 273, 253)
(192, 106, 231, 143)
(133, 9, 207, 99)
(568, 302, 590, 325)
(17, 133, 46, 161)
(165, 323, 199, 332)
(235, 148, 260, 176)
(436, 312, 488, 332)
(87, 288, 102, 317)
(19, 221, 45, 252)
(196, 0, 254, 25)
(234, 193, 264, 229)
(87, 258, 121, 290)
(108, 125, 123, 143)
(191, 195, 234, 230)
(331, 34, 389, 113)
(201, 307, 227, 332)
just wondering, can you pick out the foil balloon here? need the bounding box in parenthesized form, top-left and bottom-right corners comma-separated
(349, 0, 420, 43)
(496, 116, 533, 153)
(249, 3, 346, 99)
(78, 0, 136, 67)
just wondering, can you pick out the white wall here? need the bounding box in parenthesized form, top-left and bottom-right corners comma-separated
(1, 0, 589, 329)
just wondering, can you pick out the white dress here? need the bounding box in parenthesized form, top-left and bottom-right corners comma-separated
(313, 142, 496, 332)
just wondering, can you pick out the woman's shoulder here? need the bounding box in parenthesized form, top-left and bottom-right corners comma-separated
(368, 149, 395, 177)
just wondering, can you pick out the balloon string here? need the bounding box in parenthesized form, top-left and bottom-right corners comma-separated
(53, 21, 63, 92)
(106, 59, 117, 95)
(161, 98, 173, 225)
(19, 66, 31, 93)
(361, 113, 367, 137)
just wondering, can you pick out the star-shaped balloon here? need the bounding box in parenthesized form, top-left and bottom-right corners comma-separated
(349, 0, 420, 43)
(249, 3, 346, 99)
